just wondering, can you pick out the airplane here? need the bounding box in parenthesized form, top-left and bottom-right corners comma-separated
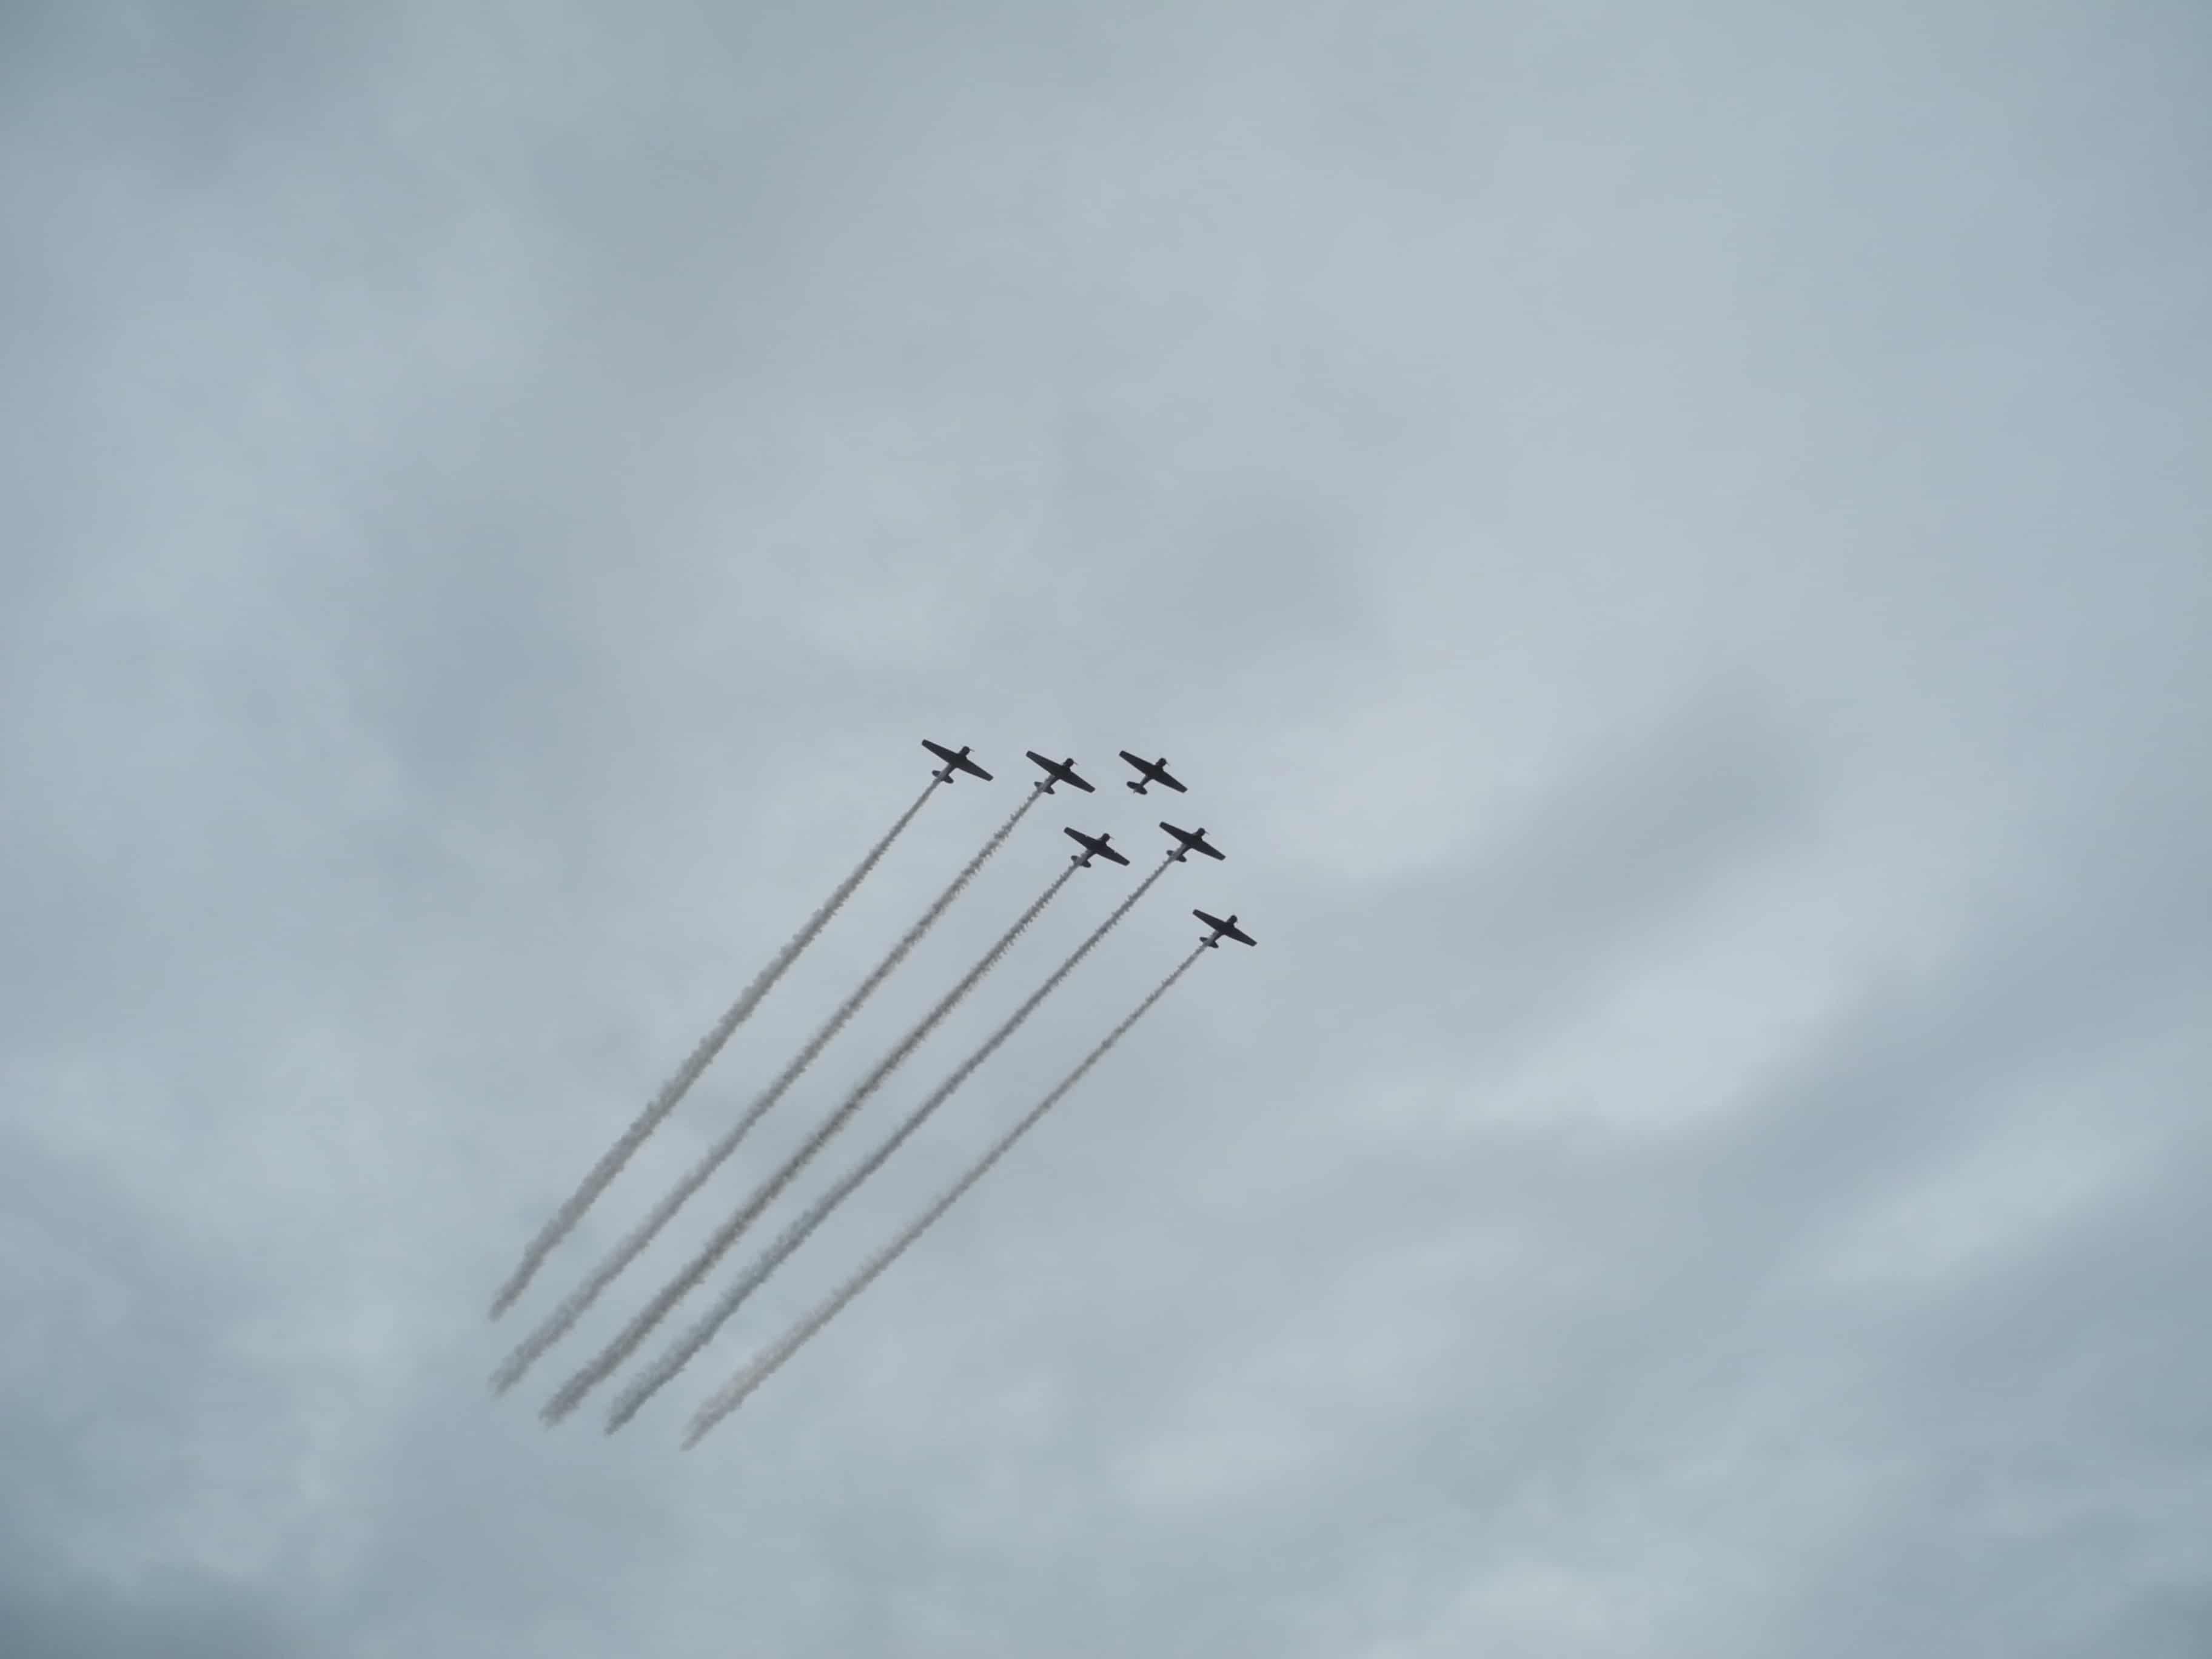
(922, 740, 993, 783)
(1159, 822, 1225, 862)
(1193, 908, 1256, 948)
(1118, 751, 1188, 795)
(1063, 827, 1131, 868)
(1025, 751, 1096, 794)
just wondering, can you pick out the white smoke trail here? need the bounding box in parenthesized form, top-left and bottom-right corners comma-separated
(611, 854, 1179, 1429)
(682, 941, 1209, 1446)
(548, 852, 1087, 1424)
(493, 784, 1045, 1395)
(488, 777, 941, 1320)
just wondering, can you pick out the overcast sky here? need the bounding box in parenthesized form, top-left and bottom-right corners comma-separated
(4, 2, 2208, 1655)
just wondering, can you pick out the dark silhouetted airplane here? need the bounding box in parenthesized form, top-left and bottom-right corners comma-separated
(1025, 751, 1096, 794)
(1159, 822, 1224, 862)
(1118, 751, 1187, 795)
(922, 740, 992, 783)
(1194, 908, 1256, 948)
(1063, 828, 1130, 868)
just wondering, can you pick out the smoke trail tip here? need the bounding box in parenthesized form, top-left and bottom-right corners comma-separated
(680, 1386, 743, 1447)
(488, 1255, 543, 1319)
(604, 1375, 660, 1433)
(538, 1375, 595, 1425)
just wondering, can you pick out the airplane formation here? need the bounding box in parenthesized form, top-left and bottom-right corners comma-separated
(936, 742, 1241, 928)
(490, 736, 1257, 1446)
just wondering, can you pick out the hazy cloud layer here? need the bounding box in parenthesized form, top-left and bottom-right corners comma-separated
(5, 1, 2207, 1655)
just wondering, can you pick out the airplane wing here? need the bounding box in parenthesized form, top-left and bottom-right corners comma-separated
(1158, 769, 1187, 793)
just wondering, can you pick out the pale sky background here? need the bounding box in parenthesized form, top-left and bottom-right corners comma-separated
(4, 2, 2208, 1655)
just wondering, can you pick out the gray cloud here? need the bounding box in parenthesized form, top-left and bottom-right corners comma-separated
(4, 1, 2207, 1655)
